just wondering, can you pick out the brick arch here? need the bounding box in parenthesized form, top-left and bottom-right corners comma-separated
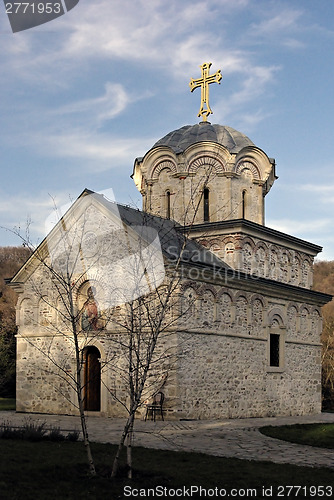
(242, 236, 256, 250)
(254, 241, 269, 255)
(188, 155, 225, 175)
(222, 235, 236, 245)
(235, 160, 260, 180)
(208, 239, 223, 251)
(150, 160, 177, 180)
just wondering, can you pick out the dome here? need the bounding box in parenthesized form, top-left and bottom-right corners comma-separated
(152, 123, 254, 154)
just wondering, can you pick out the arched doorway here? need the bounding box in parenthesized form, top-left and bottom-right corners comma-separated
(83, 346, 101, 411)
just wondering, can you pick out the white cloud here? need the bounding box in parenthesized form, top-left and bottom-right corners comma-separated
(250, 9, 303, 37)
(0, 191, 75, 245)
(53, 82, 130, 125)
(267, 217, 332, 238)
(32, 131, 153, 172)
(299, 183, 334, 204)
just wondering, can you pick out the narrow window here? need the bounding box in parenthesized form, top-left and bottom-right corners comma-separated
(204, 188, 209, 222)
(166, 191, 171, 219)
(242, 190, 246, 219)
(269, 333, 280, 367)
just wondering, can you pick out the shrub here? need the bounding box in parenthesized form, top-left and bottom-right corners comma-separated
(0, 419, 80, 442)
(48, 426, 65, 442)
(66, 430, 80, 442)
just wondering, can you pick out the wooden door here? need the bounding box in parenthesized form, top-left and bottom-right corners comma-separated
(84, 346, 101, 411)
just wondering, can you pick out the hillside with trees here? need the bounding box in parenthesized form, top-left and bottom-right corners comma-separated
(313, 260, 334, 409)
(0, 246, 31, 396)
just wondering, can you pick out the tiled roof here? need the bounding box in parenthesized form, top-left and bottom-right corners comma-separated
(152, 123, 254, 154)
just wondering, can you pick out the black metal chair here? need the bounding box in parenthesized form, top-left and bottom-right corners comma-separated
(144, 392, 165, 421)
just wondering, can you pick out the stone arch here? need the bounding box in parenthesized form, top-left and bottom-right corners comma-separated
(180, 283, 199, 326)
(279, 250, 291, 283)
(235, 293, 249, 332)
(222, 237, 236, 267)
(268, 308, 285, 328)
(287, 304, 299, 336)
(241, 237, 255, 274)
(217, 290, 233, 326)
(188, 154, 225, 175)
(310, 307, 322, 337)
(198, 287, 216, 327)
(20, 297, 35, 326)
(150, 160, 177, 180)
(235, 160, 261, 180)
(254, 242, 268, 277)
(300, 305, 310, 335)
(251, 295, 265, 333)
(198, 284, 217, 298)
(301, 258, 311, 288)
(268, 245, 279, 280)
(290, 253, 301, 285)
(180, 281, 201, 294)
(208, 239, 222, 253)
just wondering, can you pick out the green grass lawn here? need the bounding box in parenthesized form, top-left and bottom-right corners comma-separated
(0, 398, 15, 411)
(0, 439, 333, 499)
(260, 423, 334, 449)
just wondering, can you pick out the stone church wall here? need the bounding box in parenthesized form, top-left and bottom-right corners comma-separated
(173, 281, 322, 419)
(15, 272, 323, 419)
(199, 234, 314, 288)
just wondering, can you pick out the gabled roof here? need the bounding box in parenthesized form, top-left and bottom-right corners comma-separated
(89, 190, 231, 270)
(9, 188, 231, 285)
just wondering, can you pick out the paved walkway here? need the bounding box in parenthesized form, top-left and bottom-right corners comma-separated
(1, 411, 334, 469)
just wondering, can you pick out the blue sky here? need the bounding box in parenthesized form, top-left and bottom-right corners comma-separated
(1, 0, 334, 260)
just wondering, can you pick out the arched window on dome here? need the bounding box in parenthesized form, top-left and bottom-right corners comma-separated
(242, 190, 248, 219)
(203, 188, 210, 222)
(166, 190, 171, 219)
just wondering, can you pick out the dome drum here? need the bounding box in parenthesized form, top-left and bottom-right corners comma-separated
(133, 123, 276, 226)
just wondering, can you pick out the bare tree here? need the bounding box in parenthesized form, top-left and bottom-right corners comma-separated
(7, 160, 225, 479)
(107, 165, 226, 478)
(6, 191, 131, 476)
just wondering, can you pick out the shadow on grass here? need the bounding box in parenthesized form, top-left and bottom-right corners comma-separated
(0, 439, 333, 499)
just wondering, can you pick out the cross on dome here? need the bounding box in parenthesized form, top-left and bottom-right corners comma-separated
(189, 62, 222, 122)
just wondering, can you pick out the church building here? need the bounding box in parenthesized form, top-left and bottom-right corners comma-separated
(9, 64, 332, 419)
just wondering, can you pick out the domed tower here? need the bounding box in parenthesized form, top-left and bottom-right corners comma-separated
(132, 63, 321, 285)
(132, 122, 276, 226)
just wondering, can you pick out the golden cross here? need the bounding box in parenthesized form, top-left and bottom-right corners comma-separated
(189, 62, 222, 122)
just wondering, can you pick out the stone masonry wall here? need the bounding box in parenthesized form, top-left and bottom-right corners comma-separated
(174, 281, 322, 419)
(199, 234, 314, 289)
